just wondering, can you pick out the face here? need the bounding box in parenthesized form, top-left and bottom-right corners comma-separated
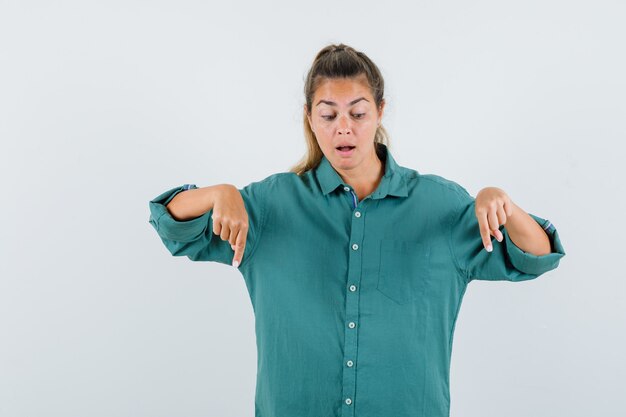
(306, 75, 385, 172)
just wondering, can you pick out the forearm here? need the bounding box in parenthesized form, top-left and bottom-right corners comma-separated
(503, 202, 552, 256)
(165, 184, 229, 221)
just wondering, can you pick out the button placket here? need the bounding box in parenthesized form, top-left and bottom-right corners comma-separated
(341, 185, 366, 417)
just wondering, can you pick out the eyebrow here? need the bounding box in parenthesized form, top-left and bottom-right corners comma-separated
(316, 97, 369, 107)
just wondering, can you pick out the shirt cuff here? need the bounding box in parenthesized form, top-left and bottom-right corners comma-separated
(148, 184, 213, 242)
(503, 213, 566, 275)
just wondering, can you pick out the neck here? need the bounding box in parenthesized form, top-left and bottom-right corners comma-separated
(337, 148, 385, 201)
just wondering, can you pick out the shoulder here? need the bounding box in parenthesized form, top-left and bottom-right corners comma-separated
(256, 169, 323, 189)
(250, 172, 288, 186)
(242, 171, 299, 195)
(402, 168, 473, 206)
(256, 171, 298, 187)
(418, 173, 470, 196)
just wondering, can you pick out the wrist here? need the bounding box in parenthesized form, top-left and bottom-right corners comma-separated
(201, 184, 233, 210)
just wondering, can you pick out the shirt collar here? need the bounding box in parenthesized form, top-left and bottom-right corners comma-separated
(315, 143, 409, 199)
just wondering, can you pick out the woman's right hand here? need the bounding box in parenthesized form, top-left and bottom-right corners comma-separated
(211, 184, 250, 268)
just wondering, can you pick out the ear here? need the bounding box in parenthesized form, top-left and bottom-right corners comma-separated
(377, 99, 386, 125)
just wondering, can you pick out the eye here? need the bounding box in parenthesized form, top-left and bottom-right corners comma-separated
(320, 113, 366, 121)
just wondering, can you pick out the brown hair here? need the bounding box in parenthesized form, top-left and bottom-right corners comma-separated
(289, 43, 391, 176)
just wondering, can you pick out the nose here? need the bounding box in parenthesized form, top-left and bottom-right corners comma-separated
(337, 114, 352, 135)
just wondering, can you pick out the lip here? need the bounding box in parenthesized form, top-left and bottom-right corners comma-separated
(335, 146, 355, 157)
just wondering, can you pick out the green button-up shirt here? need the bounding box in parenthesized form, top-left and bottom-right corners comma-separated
(148, 143, 566, 417)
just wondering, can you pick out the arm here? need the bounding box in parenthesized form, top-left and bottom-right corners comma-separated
(148, 181, 266, 268)
(449, 186, 566, 282)
(165, 184, 224, 221)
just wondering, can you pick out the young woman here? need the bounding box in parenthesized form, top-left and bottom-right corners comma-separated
(148, 43, 566, 417)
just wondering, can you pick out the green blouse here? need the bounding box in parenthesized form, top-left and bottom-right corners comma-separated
(148, 143, 566, 417)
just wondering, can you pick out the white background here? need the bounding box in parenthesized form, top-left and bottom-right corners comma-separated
(1, 1, 624, 416)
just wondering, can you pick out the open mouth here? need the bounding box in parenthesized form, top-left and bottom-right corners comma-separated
(336, 146, 355, 151)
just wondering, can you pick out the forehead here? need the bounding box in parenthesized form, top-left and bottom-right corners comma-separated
(314, 75, 373, 103)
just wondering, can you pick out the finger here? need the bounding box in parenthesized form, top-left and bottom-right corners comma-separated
(504, 199, 515, 217)
(228, 222, 242, 257)
(219, 220, 232, 242)
(494, 205, 507, 242)
(496, 204, 507, 226)
(212, 214, 221, 235)
(494, 228, 503, 242)
(228, 221, 241, 247)
(477, 210, 493, 252)
(487, 205, 500, 233)
(232, 229, 247, 268)
(229, 221, 247, 248)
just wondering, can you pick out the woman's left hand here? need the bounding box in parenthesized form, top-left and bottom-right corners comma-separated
(475, 187, 516, 252)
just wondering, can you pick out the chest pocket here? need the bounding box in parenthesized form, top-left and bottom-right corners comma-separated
(376, 239, 431, 305)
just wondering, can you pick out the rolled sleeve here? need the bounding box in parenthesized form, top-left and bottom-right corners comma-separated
(502, 213, 566, 275)
(148, 184, 213, 243)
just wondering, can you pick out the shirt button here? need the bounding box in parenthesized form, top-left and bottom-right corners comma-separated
(349, 284, 357, 292)
(345, 398, 352, 405)
(348, 321, 356, 329)
(343, 186, 350, 191)
(352, 243, 359, 250)
(354, 211, 361, 218)
(346, 360, 354, 367)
